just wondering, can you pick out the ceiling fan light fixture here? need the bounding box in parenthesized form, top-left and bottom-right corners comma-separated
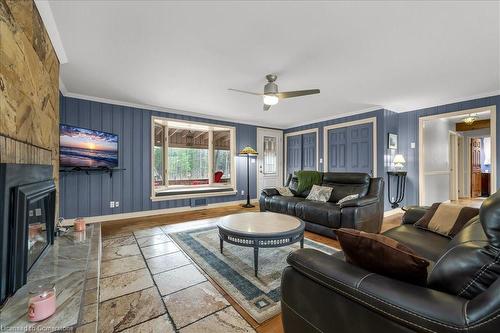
(263, 95, 279, 106)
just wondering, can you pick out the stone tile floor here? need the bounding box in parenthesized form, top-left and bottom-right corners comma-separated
(98, 226, 255, 333)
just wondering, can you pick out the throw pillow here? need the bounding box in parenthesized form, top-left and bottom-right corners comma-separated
(414, 203, 479, 238)
(337, 194, 360, 205)
(306, 185, 333, 202)
(336, 228, 430, 285)
(295, 170, 322, 194)
(275, 186, 294, 197)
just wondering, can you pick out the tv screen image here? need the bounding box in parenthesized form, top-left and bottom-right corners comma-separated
(60, 124, 118, 168)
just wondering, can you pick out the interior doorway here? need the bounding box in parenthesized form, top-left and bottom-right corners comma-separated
(469, 136, 492, 198)
(419, 106, 496, 206)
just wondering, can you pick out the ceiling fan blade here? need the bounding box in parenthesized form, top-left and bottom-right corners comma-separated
(276, 89, 320, 99)
(263, 104, 272, 111)
(228, 88, 263, 96)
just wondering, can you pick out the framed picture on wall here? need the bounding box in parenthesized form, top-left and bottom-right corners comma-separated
(388, 133, 398, 149)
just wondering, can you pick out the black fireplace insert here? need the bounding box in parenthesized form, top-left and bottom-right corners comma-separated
(0, 164, 56, 305)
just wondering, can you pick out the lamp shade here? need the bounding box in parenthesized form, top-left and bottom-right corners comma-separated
(239, 146, 258, 155)
(393, 154, 406, 164)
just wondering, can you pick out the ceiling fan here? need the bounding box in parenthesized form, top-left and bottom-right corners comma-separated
(229, 74, 320, 111)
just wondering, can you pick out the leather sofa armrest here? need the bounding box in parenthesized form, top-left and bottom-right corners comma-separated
(339, 195, 378, 208)
(261, 188, 280, 197)
(402, 206, 429, 224)
(286, 249, 468, 332)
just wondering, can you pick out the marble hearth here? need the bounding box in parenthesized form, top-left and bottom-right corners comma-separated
(0, 224, 101, 332)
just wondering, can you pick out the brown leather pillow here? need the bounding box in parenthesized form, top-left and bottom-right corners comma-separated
(336, 228, 430, 285)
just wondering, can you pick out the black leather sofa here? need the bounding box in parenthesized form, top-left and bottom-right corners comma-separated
(259, 172, 384, 238)
(281, 191, 500, 333)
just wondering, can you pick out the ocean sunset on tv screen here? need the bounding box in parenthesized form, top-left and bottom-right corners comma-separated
(60, 125, 118, 168)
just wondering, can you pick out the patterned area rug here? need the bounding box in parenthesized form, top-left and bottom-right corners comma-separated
(169, 226, 337, 323)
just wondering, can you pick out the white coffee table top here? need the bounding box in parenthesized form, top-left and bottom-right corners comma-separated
(218, 212, 302, 235)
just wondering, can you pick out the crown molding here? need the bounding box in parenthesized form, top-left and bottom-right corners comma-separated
(391, 90, 500, 114)
(34, 0, 68, 64)
(60, 91, 283, 129)
(58, 77, 68, 95)
(285, 106, 383, 129)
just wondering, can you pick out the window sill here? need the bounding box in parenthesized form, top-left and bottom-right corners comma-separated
(151, 187, 237, 201)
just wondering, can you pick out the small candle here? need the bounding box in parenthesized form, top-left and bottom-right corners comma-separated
(28, 284, 56, 322)
(74, 217, 86, 232)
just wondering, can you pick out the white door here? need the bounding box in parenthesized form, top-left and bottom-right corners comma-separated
(257, 128, 283, 193)
(449, 131, 459, 201)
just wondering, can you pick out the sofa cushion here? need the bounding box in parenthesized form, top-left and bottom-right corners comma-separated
(295, 201, 341, 228)
(321, 172, 370, 202)
(382, 225, 450, 262)
(336, 228, 430, 286)
(266, 195, 305, 216)
(414, 202, 479, 237)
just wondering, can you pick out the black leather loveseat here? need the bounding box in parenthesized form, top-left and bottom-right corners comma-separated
(259, 172, 384, 238)
(281, 191, 500, 333)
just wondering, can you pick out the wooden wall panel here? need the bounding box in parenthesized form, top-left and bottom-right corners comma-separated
(0, 0, 60, 216)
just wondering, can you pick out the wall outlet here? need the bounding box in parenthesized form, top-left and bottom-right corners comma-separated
(410, 142, 416, 149)
(319, 158, 323, 163)
(110, 201, 115, 208)
(115, 201, 119, 207)
(241, 190, 245, 196)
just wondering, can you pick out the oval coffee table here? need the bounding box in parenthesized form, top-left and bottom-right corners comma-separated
(217, 212, 305, 276)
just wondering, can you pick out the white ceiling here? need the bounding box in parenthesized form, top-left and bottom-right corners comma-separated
(44, 1, 500, 128)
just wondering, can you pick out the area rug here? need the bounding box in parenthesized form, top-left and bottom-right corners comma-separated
(169, 226, 337, 323)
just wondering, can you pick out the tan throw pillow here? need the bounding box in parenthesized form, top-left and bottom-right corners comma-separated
(306, 185, 333, 202)
(276, 186, 294, 197)
(336, 228, 430, 286)
(414, 203, 479, 238)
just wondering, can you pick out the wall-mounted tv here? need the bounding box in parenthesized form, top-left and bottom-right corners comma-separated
(60, 124, 118, 168)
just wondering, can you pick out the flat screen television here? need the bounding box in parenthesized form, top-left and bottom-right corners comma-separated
(60, 124, 118, 168)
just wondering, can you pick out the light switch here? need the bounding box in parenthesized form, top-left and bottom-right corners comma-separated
(410, 142, 416, 149)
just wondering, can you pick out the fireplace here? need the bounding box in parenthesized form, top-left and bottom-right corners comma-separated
(0, 164, 56, 305)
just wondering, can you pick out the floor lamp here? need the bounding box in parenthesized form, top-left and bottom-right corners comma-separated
(239, 146, 258, 208)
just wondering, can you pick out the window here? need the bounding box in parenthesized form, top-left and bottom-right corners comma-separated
(152, 118, 236, 199)
(153, 125, 164, 186)
(263, 136, 277, 174)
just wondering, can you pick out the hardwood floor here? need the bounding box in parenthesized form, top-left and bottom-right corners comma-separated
(101, 204, 402, 333)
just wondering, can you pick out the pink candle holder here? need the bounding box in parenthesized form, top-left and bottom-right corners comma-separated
(74, 217, 86, 232)
(28, 284, 56, 322)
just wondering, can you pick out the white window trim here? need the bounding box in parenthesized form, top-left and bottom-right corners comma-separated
(151, 116, 237, 201)
(322, 117, 378, 176)
(284, 128, 320, 180)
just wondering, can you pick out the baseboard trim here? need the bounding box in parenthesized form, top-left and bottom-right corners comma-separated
(384, 208, 404, 217)
(62, 199, 259, 226)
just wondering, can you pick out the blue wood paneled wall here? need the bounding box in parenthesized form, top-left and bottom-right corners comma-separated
(285, 109, 396, 210)
(59, 93, 499, 218)
(284, 95, 500, 209)
(59, 95, 258, 219)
